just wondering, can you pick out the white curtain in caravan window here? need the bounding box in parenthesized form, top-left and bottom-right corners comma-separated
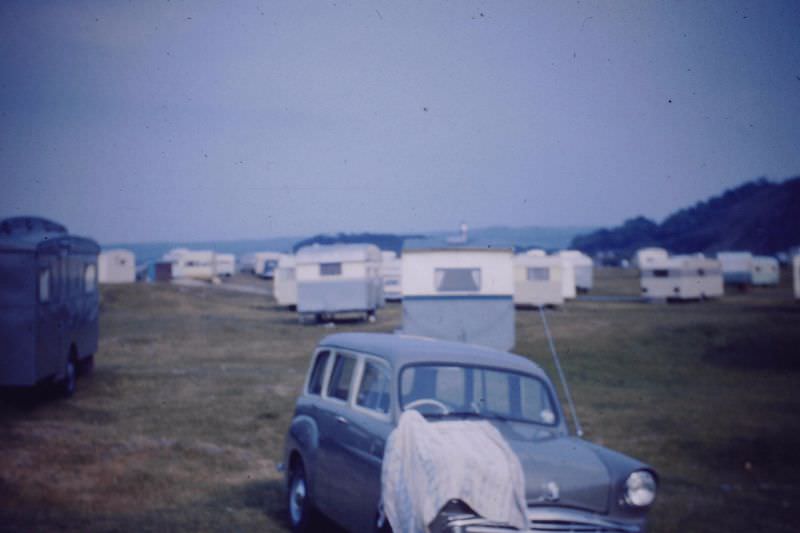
(435, 268, 481, 292)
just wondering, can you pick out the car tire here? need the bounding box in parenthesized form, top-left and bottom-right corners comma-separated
(61, 358, 76, 398)
(287, 461, 316, 533)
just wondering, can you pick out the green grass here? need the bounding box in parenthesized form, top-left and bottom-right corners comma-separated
(1, 271, 799, 532)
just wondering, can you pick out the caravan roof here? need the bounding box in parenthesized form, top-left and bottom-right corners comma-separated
(0, 216, 98, 254)
(296, 243, 381, 264)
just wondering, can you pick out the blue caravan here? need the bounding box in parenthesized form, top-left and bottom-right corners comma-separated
(0, 217, 100, 396)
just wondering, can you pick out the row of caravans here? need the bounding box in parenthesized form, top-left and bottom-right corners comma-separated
(635, 248, 782, 300)
(272, 242, 595, 350)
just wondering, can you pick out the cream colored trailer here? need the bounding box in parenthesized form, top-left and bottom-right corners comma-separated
(295, 244, 384, 322)
(98, 249, 136, 284)
(163, 248, 216, 281)
(214, 253, 236, 277)
(641, 255, 723, 300)
(751, 256, 779, 286)
(274, 254, 297, 307)
(401, 243, 515, 351)
(513, 254, 564, 307)
(558, 250, 593, 292)
(634, 247, 669, 269)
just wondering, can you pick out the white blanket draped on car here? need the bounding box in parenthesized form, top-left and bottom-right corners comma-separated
(381, 409, 528, 533)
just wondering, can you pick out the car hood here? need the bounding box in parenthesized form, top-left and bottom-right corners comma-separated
(493, 423, 610, 514)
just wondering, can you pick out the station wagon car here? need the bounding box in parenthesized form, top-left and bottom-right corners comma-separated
(282, 333, 658, 533)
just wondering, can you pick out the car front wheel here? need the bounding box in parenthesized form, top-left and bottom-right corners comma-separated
(288, 462, 316, 533)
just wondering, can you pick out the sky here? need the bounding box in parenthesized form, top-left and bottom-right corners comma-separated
(1, 0, 799, 244)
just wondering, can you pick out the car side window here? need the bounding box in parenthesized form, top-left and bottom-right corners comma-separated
(307, 351, 330, 395)
(327, 353, 356, 401)
(356, 360, 391, 414)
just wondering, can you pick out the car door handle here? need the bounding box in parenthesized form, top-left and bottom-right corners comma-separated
(335, 415, 348, 425)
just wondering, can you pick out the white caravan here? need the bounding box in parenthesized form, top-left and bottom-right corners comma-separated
(381, 250, 402, 301)
(513, 254, 564, 307)
(751, 256, 779, 286)
(98, 249, 136, 284)
(558, 250, 593, 292)
(634, 248, 669, 269)
(402, 241, 515, 351)
(240, 251, 282, 278)
(162, 248, 216, 281)
(641, 254, 723, 300)
(295, 244, 383, 323)
(274, 254, 297, 308)
(214, 253, 236, 277)
(716, 252, 754, 286)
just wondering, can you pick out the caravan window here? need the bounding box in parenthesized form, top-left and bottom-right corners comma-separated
(527, 267, 550, 281)
(39, 269, 50, 303)
(434, 268, 481, 292)
(320, 262, 342, 276)
(84, 264, 96, 293)
(652, 269, 669, 278)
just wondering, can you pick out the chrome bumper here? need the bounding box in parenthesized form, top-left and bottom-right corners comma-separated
(431, 507, 644, 533)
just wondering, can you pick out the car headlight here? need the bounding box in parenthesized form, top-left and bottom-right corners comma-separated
(624, 470, 657, 507)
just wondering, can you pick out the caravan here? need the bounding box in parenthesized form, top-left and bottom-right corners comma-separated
(641, 254, 723, 301)
(401, 239, 515, 351)
(558, 250, 593, 292)
(240, 251, 282, 278)
(98, 249, 136, 284)
(0, 217, 99, 395)
(751, 256, 779, 286)
(295, 244, 383, 323)
(717, 252, 754, 286)
(274, 254, 297, 308)
(214, 253, 236, 277)
(513, 253, 564, 307)
(163, 248, 217, 281)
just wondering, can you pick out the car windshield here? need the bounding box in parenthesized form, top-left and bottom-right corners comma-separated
(400, 364, 558, 426)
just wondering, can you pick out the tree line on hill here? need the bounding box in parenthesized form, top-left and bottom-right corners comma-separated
(571, 176, 800, 258)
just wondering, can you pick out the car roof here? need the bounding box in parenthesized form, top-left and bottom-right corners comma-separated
(318, 332, 548, 379)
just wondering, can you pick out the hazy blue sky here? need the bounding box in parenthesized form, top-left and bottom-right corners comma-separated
(2, 1, 799, 243)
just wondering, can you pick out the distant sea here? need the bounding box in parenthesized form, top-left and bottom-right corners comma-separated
(104, 226, 595, 266)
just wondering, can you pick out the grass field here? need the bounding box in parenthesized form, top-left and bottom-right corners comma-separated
(1, 268, 799, 532)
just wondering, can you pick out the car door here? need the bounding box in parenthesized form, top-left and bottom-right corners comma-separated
(315, 351, 360, 527)
(338, 357, 394, 533)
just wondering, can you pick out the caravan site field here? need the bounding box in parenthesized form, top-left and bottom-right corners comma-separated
(1, 269, 799, 532)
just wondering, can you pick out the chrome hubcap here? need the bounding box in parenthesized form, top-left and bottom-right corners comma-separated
(289, 475, 306, 525)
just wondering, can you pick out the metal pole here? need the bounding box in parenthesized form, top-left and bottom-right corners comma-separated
(539, 307, 583, 437)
